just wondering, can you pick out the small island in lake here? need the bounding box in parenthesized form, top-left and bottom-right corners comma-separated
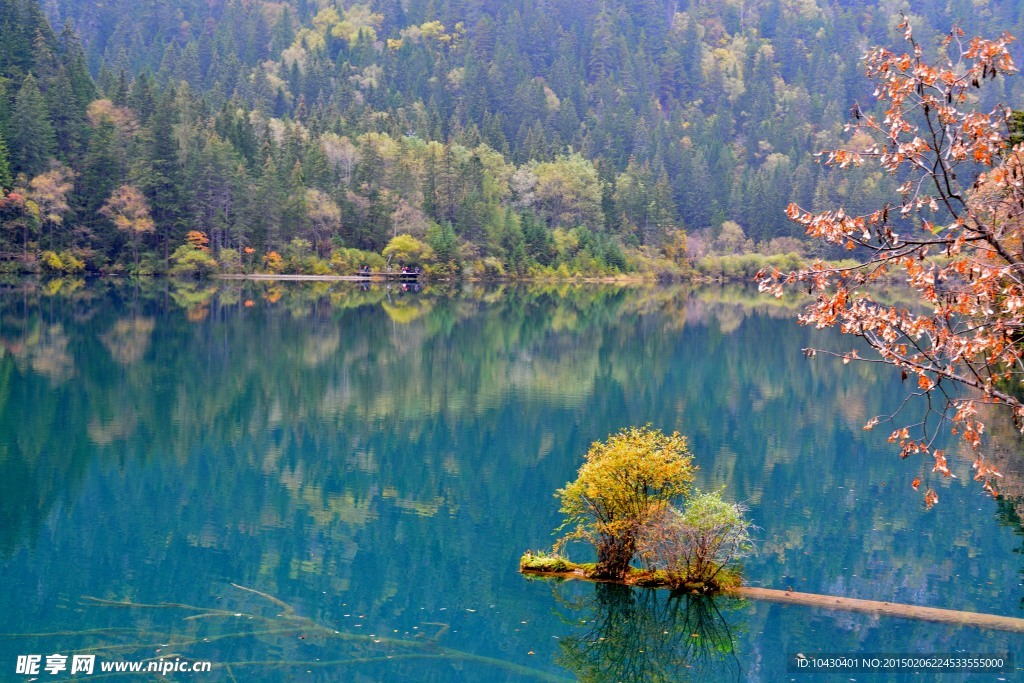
(521, 426, 753, 594)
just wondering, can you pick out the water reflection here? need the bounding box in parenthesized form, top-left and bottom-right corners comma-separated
(1, 279, 1023, 681)
(553, 583, 742, 682)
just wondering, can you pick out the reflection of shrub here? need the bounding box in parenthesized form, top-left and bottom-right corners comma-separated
(638, 490, 754, 591)
(556, 585, 742, 683)
(381, 300, 432, 324)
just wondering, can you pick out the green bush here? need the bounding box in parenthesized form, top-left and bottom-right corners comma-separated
(697, 252, 807, 280)
(41, 250, 63, 272)
(520, 550, 572, 573)
(169, 244, 218, 278)
(637, 489, 754, 590)
(427, 222, 459, 266)
(40, 250, 85, 274)
(471, 257, 506, 279)
(383, 233, 434, 266)
(307, 257, 332, 275)
(424, 261, 460, 279)
(218, 249, 243, 274)
(330, 247, 386, 273)
(133, 254, 165, 276)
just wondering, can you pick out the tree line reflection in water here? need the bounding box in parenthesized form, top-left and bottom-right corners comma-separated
(1, 278, 1023, 681)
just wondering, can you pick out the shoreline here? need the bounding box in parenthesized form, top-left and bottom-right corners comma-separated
(213, 273, 415, 282)
(212, 273, 667, 284)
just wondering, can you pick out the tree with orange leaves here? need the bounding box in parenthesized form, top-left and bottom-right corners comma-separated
(184, 230, 210, 252)
(759, 19, 1021, 507)
(100, 185, 154, 272)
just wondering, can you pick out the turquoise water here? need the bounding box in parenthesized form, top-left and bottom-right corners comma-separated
(0, 280, 1021, 681)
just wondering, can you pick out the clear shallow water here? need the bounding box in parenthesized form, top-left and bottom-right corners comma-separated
(0, 279, 1022, 681)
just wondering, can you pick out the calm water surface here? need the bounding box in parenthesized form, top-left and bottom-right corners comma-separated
(1, 280, 1022, 681)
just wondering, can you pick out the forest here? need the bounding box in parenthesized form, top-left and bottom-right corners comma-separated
(0, 0, 1022, 277)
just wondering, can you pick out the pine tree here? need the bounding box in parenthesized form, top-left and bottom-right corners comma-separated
(110, 69, 130, 105)
(135, 87, 184, 260)
(76, 119, 120, 241)
(57, 20, 96, 107)
(47, 66, 87, 161)
(588, 8, 617, 81)
(252, 151, 283, 250)
(30, 28, 58, 84)
(10, 74, 56, 177)
(282, 160, 307, 241)
(0, 129, 12, 189)
(128, 72, 157, 124)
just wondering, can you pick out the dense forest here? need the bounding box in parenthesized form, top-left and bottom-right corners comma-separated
(0, 0, 1022, 277)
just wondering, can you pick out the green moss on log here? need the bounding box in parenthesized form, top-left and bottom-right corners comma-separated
(519, 552, 739, 593)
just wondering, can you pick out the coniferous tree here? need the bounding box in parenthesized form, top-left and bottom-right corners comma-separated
(9, 74, 55, 176)
(76, 118, 121, 237)
(46, 66, 87, 160)
(1, 0, 1021, 274)
(0, 130, 12, 189)
(135, 87, 184, 260)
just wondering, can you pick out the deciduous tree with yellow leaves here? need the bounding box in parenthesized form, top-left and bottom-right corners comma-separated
(556, 426, 695, 579)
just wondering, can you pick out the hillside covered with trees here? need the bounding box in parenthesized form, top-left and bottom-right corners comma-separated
(1, 0, 1022, 277)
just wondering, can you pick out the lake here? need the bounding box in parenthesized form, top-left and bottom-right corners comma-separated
(1, 279, 1022, 681)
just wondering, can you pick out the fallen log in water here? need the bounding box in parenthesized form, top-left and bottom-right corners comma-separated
(520, 568, 1024, 633)
(732, 586, 1024, 633)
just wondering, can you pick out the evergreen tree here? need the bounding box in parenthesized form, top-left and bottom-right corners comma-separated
(2, 0, 1018, 273)
(47, 66, 86, 160)
(57, 20, 96, 107)
(251, 151, 284, 250)
(9, 74, 56, 177)
(128, 72, 157, 124)
(135, 87, 184, 260)
(0, 130, 12, 189)
(76, 119, 121, 237)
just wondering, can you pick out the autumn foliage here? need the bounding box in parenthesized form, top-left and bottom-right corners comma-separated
(556, 426, 695, 579)
(100, 184, 154, 271)
(185, 231, 210, 252)
(758, 19, 1021, 504)
(262, 251, 285, 274)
